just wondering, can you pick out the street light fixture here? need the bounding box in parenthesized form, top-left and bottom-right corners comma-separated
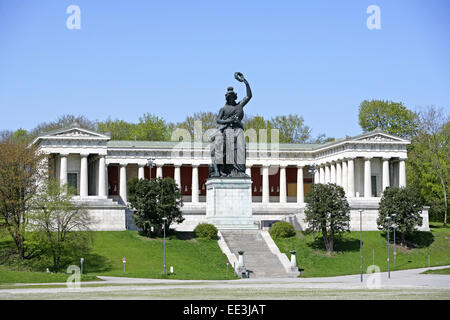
(308, 164, 317, 241)
(392, 214, 397, 268)
(147, 157, 155, 180)
(162, 217, 167, 276)
(386, 216, 391, 279)
(359, 209, 363, 283)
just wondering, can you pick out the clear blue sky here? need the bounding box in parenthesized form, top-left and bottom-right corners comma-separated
(1, 0, 449, 139)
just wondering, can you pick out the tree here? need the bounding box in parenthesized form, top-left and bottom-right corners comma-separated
(377, 186, 424, 245)
(135, 113, 172, 141)
(358, 100, 418, 138)
(269, 114, 312, 143)
(128, 177, 184, 236)
(407, 106, 449, 225)
(97, 118, 135, 140)
(28, 114, 97, 139)
(304, 183, 350, 252)
(97, 113, 172, 141)
(176, 111, 218, 138)
(28, 179, 93, 271)
(0, 141, 46, 260)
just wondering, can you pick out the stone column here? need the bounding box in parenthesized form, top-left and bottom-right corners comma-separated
(314, 166, 320, 184)
(347, 158, 355, 197)
(342, 160, 348, 194)
(105, 162, 109, 196)
(138, 164, 145, 180)
(399, 158, 406, 187)
(364, 157, 372, 198)
(80, 154, 89, 197)
(156, 164, 163, 179)
(59, 153, 68, 189)
(336, 161, 342, 186)
(325, 164, 330, 183)
(279, 165, 287, 203)
(262, 165, 269, 203)
(382, 158, 390, 192)
(174, 165, 181, 188)
(319, 165, 325, 184)
(119, 164, 127, 203)
(98, 155, 106, 197)
(191, 164, 199, 203)
(330, 162, 336, 184)
(297, 166, 304, 204)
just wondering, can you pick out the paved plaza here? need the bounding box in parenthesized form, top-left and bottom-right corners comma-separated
(1, 266, 449, 300)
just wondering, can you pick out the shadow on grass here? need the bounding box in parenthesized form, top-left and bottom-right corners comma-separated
(307, 235, 360, 252)
(78, 253, 113, 273)
(381, 231, 434, 248)
(171, 231, 196, 241)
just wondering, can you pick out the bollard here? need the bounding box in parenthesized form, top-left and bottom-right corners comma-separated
(290, 251, 297, 271)
(237, 251, 247, 278)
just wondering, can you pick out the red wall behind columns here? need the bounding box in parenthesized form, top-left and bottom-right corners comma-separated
(198, 166, 209, 196)
(144, 166, 156, 180)
(286, 167, 297, 184)
(269, 166, 280, 196)
(251, 166, 262, 196)
(163, 166, 174, 179)
(108, 165, 119, 195)
(180, 165, 192, 195)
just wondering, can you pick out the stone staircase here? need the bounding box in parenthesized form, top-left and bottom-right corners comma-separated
(220, 230, 290, 278)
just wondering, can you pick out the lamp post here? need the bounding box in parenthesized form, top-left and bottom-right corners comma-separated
(392, 214, 396, 268)
(147, 157, 155, 180)
(359, 209, 363, 283)
(386, 216, 391, 279)
(162, 217, 167, 276)
(308, 164, 317, 241)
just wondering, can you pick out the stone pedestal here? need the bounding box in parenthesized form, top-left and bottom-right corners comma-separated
(206, 177, 257, 230)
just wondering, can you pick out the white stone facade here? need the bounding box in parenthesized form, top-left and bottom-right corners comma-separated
(33, 126, 430, 232)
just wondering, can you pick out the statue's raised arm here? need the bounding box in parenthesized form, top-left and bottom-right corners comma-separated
(235, 72, 252, 108)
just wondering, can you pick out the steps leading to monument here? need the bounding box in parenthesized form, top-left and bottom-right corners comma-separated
(220, 230, 293, 278)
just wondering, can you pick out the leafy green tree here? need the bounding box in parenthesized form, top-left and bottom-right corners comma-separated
(97, 118, 135, 140)
(0, 141, 46, 260)
(28, 179, 93, 271)
(176, 111, 218, 138)
(407, 106, 449, 225)
(270, 114, 312, 143)
(304, 183, 350, 252)
(128, 177, 184, 236)
(358, 100, 418, 138)
(134, 113, 172, 141)
(377, 186, 424, 245)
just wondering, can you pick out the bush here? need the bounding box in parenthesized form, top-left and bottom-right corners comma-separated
(194, 223, 218, 240)
(269, 221, 296, 238)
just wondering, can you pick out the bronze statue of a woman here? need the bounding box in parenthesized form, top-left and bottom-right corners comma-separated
(210, 72, 252, 177)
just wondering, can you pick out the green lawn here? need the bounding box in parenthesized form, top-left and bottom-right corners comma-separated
(273, 223, 450, 277)
(0, 231, 236, 284)
(421, 267, 450, 275)
(87, 231, 236, 280)
(0, 266, 97, 284)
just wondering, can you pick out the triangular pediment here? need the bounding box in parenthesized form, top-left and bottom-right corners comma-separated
(353, 130, 408, 143)
(43, 127, 110, 139)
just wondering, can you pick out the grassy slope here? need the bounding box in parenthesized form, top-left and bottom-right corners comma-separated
(0, 266, 97, 284)
(0, 231, 235, 284)
(88, 231, 235, 280)
(274, 223, 450, 277)
(421, 267, 450, 275)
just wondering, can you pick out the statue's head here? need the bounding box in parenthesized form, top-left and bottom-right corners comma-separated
(225, 87, 237, 104)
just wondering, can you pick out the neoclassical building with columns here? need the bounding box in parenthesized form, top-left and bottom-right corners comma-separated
(33, 126, 429, 232)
